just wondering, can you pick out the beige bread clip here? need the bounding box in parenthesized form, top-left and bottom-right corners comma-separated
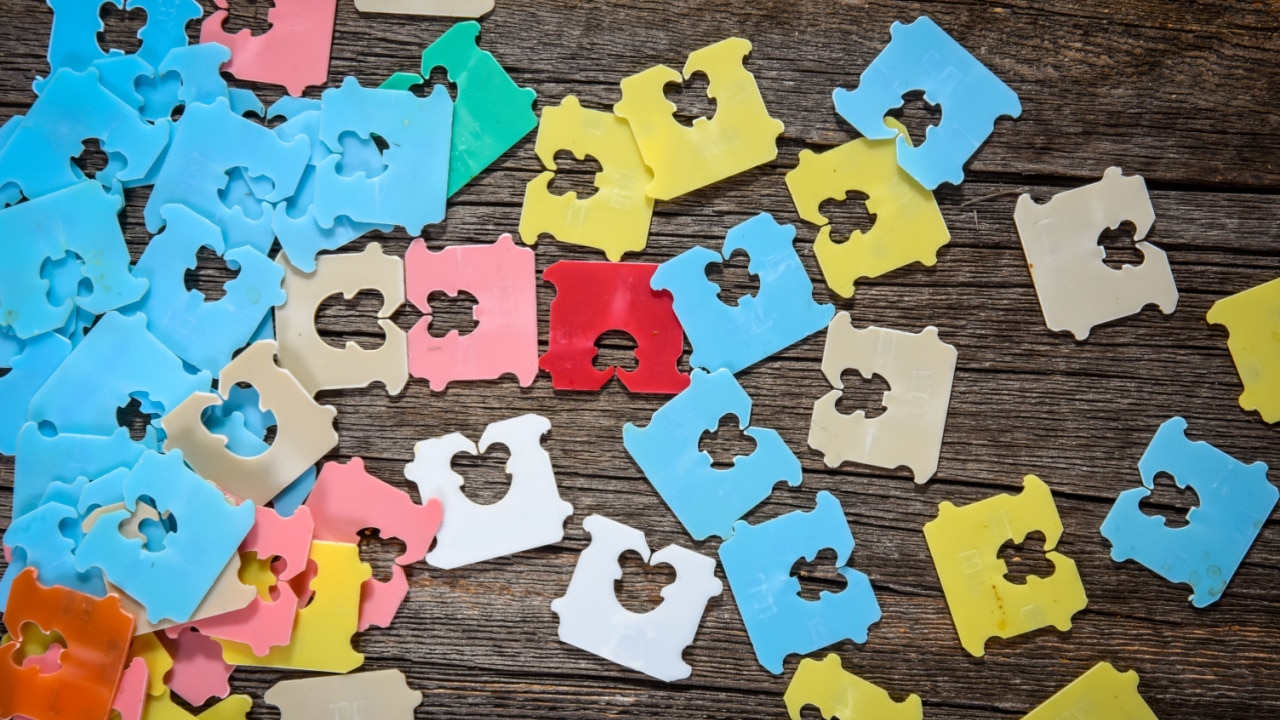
(352, 0, 492, 16)
(275, 243, 408, 395)
(265, 669, 422, 720)
(161, 341, 338, 505)
(808, 312, 957, 483)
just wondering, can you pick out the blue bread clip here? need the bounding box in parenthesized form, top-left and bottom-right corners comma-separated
(74, 450, 255, 624)
(623, 369, 801, 540)
(12, 422, 145, 520)
(129, 204, 285, 375)
(1101, 417, 1278, 607)
(312, 77, 452, 235)
(0, 181, 147, 339)
(651, 212, 833, 374)
(0, 335, 72, 456)
(718, 490, 881, 674)
(27, 311, 212, 438)
(40, 0, 201, 93)
(832, 16, 1021, 189)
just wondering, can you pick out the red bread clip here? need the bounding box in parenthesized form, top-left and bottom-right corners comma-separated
(539, 261, 689, 394)
(200, 0, 338, 96)
(406, 233, 539, 391)
(0, 568, 135, 720)
(305, 458, 443, 631)
(172, 506, 316, 657)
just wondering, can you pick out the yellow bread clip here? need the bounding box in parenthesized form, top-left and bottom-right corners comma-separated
(1206, 276, 1280, 423)
(1022, 662, 1157, 720)
(784, 654, 923, 720)
(218, 540, 370, 673)
(786, 121, 949, 298)
(143, 691, 252, 720)
(131, 631, 174, 697)
(614, 37, 783, 200)
(519, 95, 654, 261)
(923, 475, 1088, 656)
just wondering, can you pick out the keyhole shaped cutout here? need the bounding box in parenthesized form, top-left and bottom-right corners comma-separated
(705, 248, 759, 307)
(237, 550, 282, 602)
(357, 528, 408, 584)
(664, 70, 717, 128)
(73, 139, 110, 180)
(886, 90, 941, 145)
(817, 191, 877, 244)
(97, 2, 145, 55)
(200, 382, 279, 452)
(592, 329, 639, 374)
(790, 547, 848, 601)
(423, 290, 480, 338)
(998, 531, 1056, 585)
(1096, 220, 1146, 270)
(1138, 471, 1200, 529)
(219, 0, 275, 37)
(546, 150, 603, 200)
(449, 441, 512, 507)
(614, 550, 677, 613)
(184, 244, 241, 302)
(697, 414, 758, 469)
(315, 289, 388, 352)
(40, 253, 93, 306)
(834, 369, 890, 418)
(335, 132, 390, 180)
(10, 622, 67, 674)
(116, 395, 157, 442)
(134, 496, 177, 553)
(217, 167, 276, 221)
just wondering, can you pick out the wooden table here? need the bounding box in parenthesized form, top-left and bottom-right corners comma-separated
(2, 1, 1278, 717)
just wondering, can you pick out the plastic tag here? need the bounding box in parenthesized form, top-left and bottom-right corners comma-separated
(264, 669, 423, 720)
(1021, 662, 1157, 720)
(719, 491, 880, 674)
(614, 37, 783, 200)
(652, 212, 833, 374)
(1101, 417, 1277, 607)
(406, 233, 538, 391)
(923, 475, 1088, 656)
(623, 368, 801, 540)
(41, 0, 201, 91)
(832, 16, 1021, 189)
(785, 121, 949, 298)
(160, 627, 234, 707)
(519, 95, 654, 260)
(540, 261, 689, 394)
(111, 657, 149, 720)
(1207, 277, 1280, 423)
(551, 515, 722, 682)
(200, 0, 338, 96)
(161, 340, 339, 505)
(808, 313, 957, 483)
(784, 654, 923, 720)
(406, 414, 572, 569)
(353, 0, 494, 16)
(276, 242, 408, 395)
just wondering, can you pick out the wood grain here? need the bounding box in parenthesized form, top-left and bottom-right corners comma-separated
(2, 1, 1279, 718)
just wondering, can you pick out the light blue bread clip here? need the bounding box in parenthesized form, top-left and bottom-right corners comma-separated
(0, 68, 170, 199)
(832, 16, 1021, 190)
(0, 335, 71, 456)
(1101, 416, 1278, 608)
(651, 212, 833, 374)
(27, 311, 212, 438)
(129, 204, 285, 375)
(74, 449, 255, 624)
(2, 500, 106, 605)
(312, 77, 452, 235)
(622, 368, 801, 540)
(0, 180, 147, 339)
(146, 96, 310, 254)
(203, 403, 317, 516)
(137, 42, 263, 124)
(40, 0, 197, 86)
(12, 422, 145, 520)
(718, 490, 881, 674)
(268, 97, 392, 273)
(128, 0, 203, 68)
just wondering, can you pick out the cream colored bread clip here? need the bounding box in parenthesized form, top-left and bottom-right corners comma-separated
(808, 312, 956, 483)
(551, 515, 722, 682)
(264, 669, 422, 720)
(162, 341, 339, 505)
(405, 414, 572, 569)
(1014, 167, 1177, 340)
(275, 243, 409, 395)
(352, 0, 493, 16)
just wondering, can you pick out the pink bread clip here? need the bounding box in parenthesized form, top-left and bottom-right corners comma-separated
(200, 0, 338, 96)
(109, 657, 149, 720)
(160, 627, 235, 706)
